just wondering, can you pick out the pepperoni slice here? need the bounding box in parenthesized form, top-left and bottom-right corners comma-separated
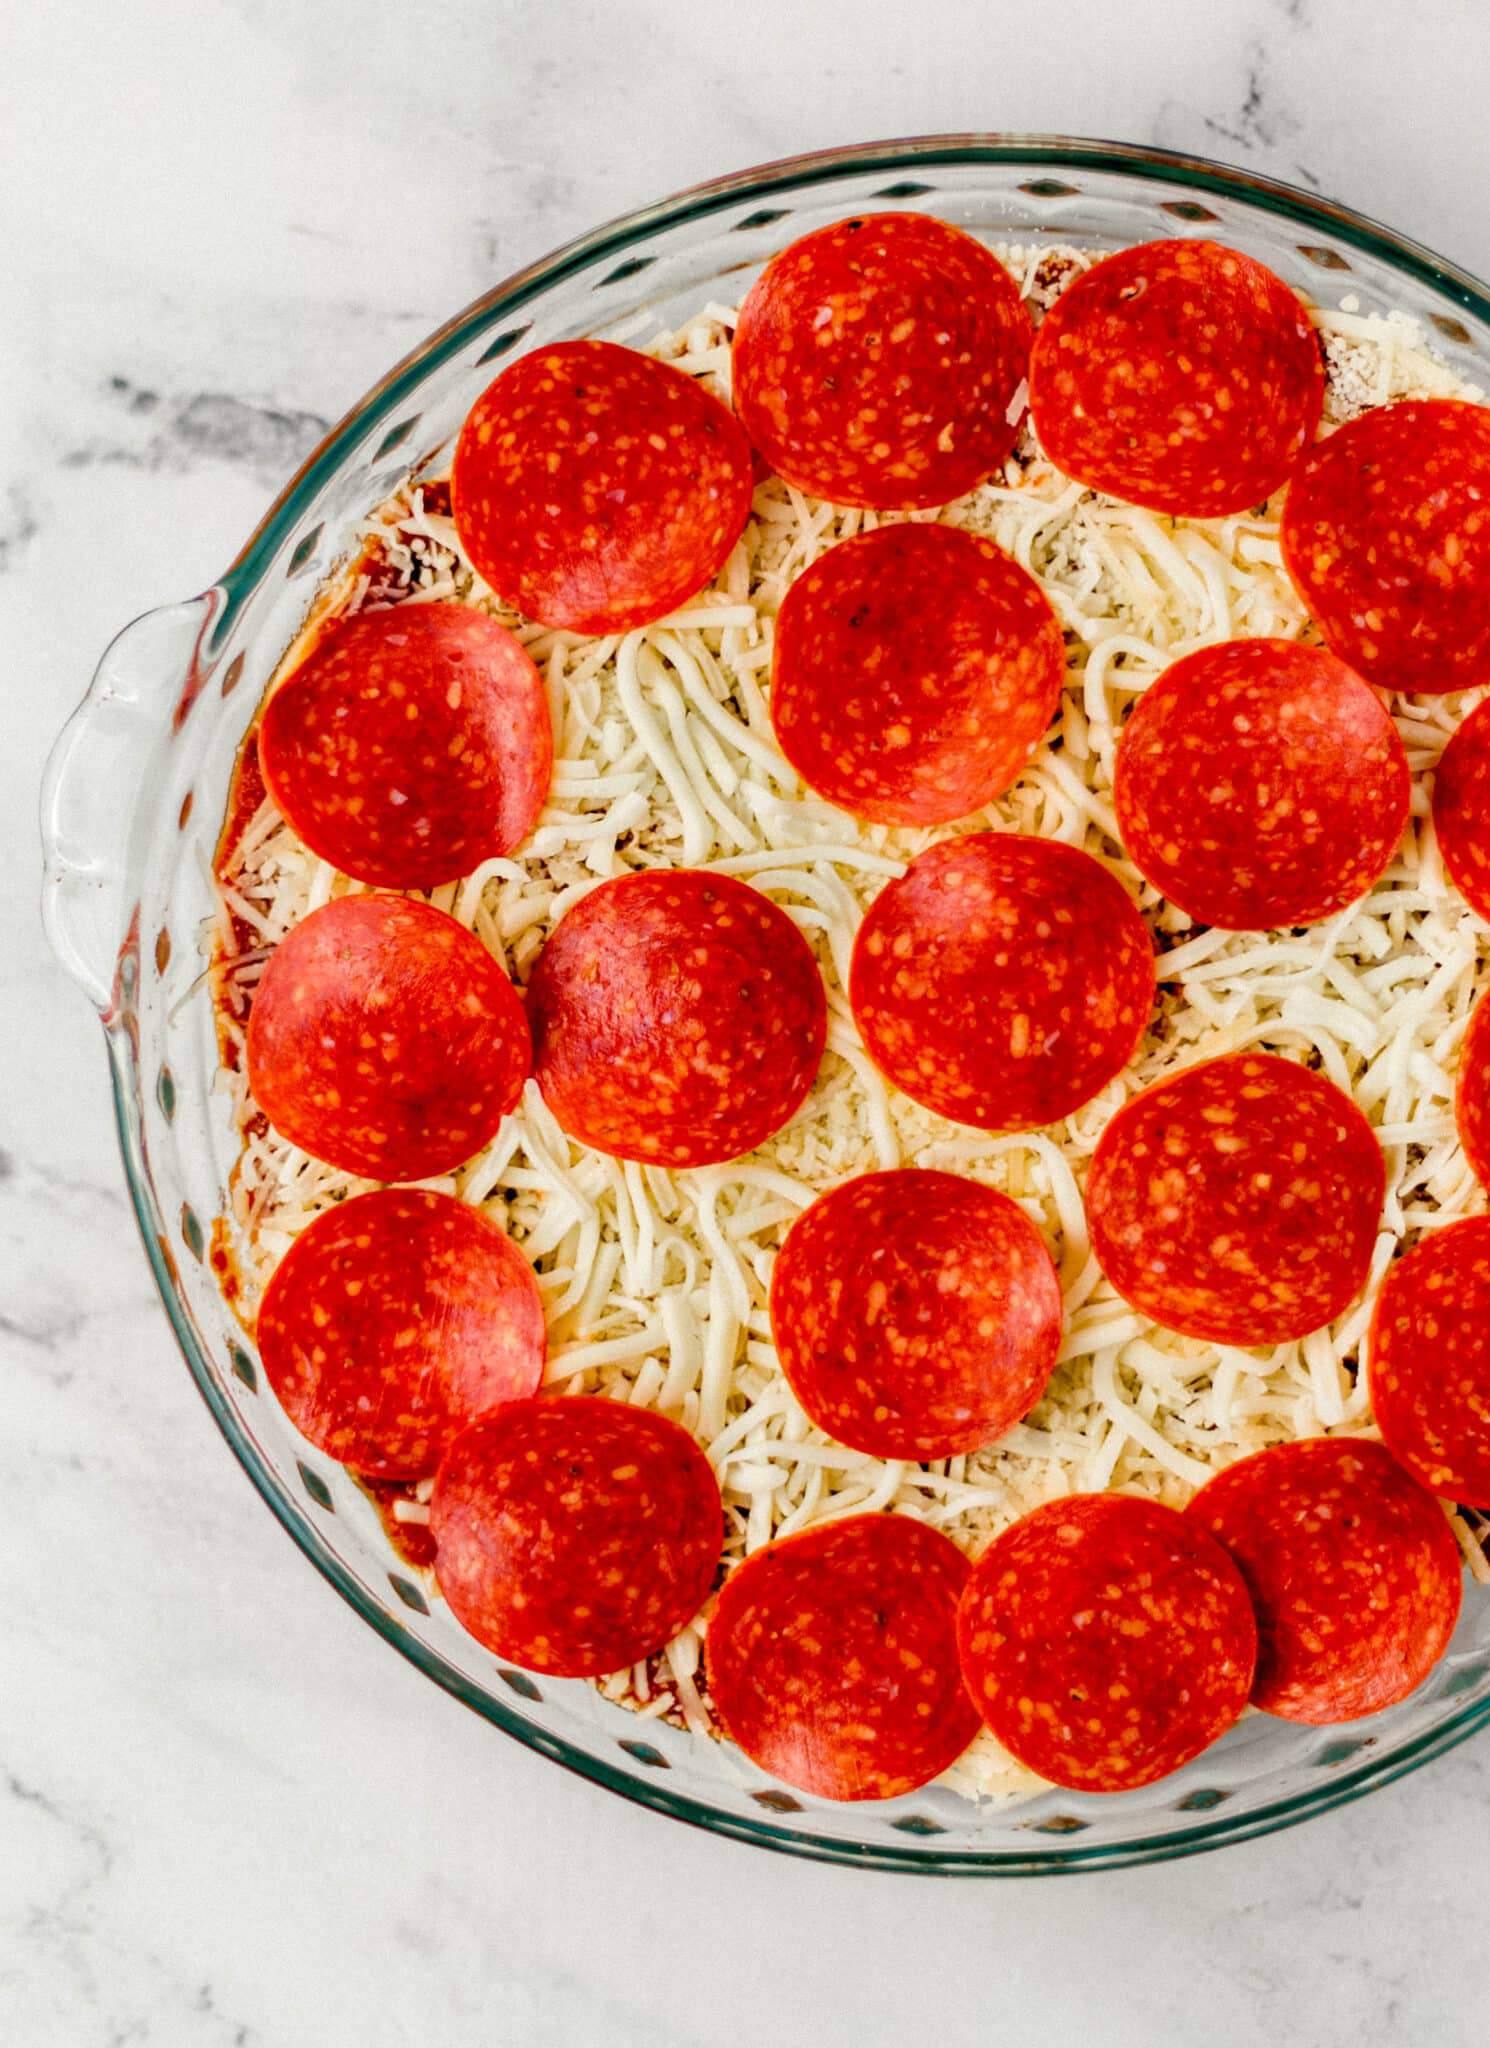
(957, 1494, 1256, 1792)
(257, 604, 552, 889)
(1432, 697, 1490, 920)
(705, 1514, 977, 1800)
(1086, 1053, 1383, 1345)
(1188, 1437, 1462, 1723)
(769, 1169, 1063, 1459)
(527, 870, 826, 1168)
(732, 213, 1032, 510)
(1114, 638, 1409, 931)
(1028, 239, 1323, 516)
(256, 1189, 544, 1478)
(431, 1397, 721, 1676)
(1454, 993, 1490, 1189)
(451, 339, 754, 634)
(769, 523, 1065, 826)
(1281, 399, 1490, 694)
(246, 895, 530, 1180)
(848, 833, 1154, 1132)
(1370, 1218, 1490, 1509)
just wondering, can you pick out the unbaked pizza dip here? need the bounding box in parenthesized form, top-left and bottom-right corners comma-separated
(211, 219, 1490, 1803)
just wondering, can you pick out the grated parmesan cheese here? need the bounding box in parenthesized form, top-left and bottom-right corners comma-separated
(214, 252, 1490, 1804)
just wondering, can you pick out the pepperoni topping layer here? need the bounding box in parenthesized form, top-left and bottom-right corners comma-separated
(527, 869, 825, 1168)
(451, 340, 754, 634)
(257, 604, 552, 889)
(1114, 638, 1409, 931)
(246, 894, 530, 1181)
(769, 523, 1065, 826)
(957, 1494, 1256, 1793)
(732, 212, 1032, 510)
(1370, 1216, 1490, 1508)
(1086, 1053, 1383, 1345)
(848, 833, 1155, 1132)
(1188, 1437, 1462, 1723)
(1454, 993, 1490, 1189)
(256, 1189, 544, 1478)
(1432, 696, 1490, 922)
(431, 1397, 722, 1677)
(769, 1169, 1063, 1459)
(705, 1514, 977, 1801)
(1028, 239, 1322, 517)
(1281, 398, 1490, 694)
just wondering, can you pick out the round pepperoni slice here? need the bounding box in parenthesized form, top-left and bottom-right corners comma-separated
(706, 1514, 977, 1801)
(1086, 1053, 1383, 1345)
(848, 833, 1154, 1132)
(527, 869, 825, 1168)
(247, 894, 530, 1181)
(769, 1169, 1063, 1459)
(1432, 697, 1490, 920)
(256, 1189, 544, 1478)
(1281, 399, 1490, 694)
(769, 523, 1065, 826)
(957, 1494, 1256, 1792)
(1455, 993, 1490, 1188)
(1114, 638, 1409, 931)
(431, 1397, 721, 1677)
(257, 604, 552, 889)
(451, 339, 754, 634)
(732, 213, 1032, 510)
(1188, 1437, 1462, 1723)
(1028, 239, 1323, 516)
(1370, 1218, 1490, 1509)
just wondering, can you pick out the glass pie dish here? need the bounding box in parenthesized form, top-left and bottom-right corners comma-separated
(40, 133, 1490, 1874)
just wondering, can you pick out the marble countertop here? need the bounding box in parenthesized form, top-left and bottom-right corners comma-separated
(7, 0, 1490, 2039)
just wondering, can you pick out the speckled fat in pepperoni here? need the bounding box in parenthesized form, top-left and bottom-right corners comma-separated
(768, 1169, 1063, 1459)
(1085, 1053, 1383, 1345)
(1113, 638, 1409, 931)
(731, 212, 1032, 511)
(1369, 1216, 1490, 1508)
(769, 523, 1065, 826)
(246, 894, 530, 1180)
(257, 604, 552, 889)
(956, 1493, 1256, 1792)
(1432, 696, 1490, 921)
(1188, 1437, 1462, 1723)
(527, 868, 826, 1168)
(256, 1188, 544, 1478)
(1280, 398, 1490, 693)
(847, 833, 1155, 1132)
(451, 339, 754, 634)
(431, 1397, 722, 1677)
(705, 1513, 978, 1801)
(1028, 238, 1323, 517)
(1455, 993, 1490, 1188)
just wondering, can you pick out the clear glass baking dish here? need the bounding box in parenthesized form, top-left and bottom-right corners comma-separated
(40, 134, 1490, 1874)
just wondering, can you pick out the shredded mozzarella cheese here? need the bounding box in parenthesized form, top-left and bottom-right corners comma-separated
(214, 252, 1490, 1804)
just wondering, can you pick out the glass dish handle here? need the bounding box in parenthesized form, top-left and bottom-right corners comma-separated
(40, 596, 219, 1016)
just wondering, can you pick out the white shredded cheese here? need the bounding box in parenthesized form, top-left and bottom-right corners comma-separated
(214, 251, 1490, 1806)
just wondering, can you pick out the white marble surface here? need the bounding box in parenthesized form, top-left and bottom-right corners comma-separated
(8, 1, 1490, 2039)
